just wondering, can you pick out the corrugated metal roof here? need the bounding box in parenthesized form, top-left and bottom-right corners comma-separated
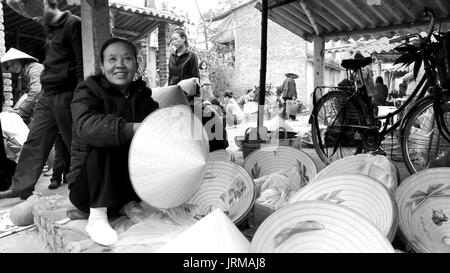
(4, 1, 187, 45)
(326, 37, 401, 54)
(255, 0, 450, 42)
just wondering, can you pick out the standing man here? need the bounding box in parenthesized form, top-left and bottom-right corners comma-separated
(0, 0, 83, 199)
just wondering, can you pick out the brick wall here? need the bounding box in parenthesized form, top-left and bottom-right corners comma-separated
(230, 4, 307, 101)
(157, 22, 170, 87)
(0, 1, 13, 108)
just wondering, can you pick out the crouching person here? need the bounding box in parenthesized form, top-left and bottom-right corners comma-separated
(68, 37, 159, 246)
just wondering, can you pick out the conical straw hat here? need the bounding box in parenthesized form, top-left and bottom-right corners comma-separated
(207, 149, 232, 162)
(167, 160, 256, 226)
(243, 146, 317, 183)
(250, 200, 395, 253)
(1, 48, 38, 63)
(395, 167, 450, 253)
(151, 85, 190, 109)
(156, 209, 251, 253)
(289, 174, 398, 241)
(264, 115, 296, 133)
(129, 105, 209, 209)
(312, 154, 399, 193)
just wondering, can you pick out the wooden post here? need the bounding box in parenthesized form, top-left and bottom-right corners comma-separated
(258, 0, 268, 132)
(313, 35, 325, 102)
(81, 0, 111, 78)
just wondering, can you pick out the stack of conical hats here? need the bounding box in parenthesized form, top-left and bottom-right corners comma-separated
(312, 154, 399, 193)
(250, 201, 395, 253)
(290, 174, 398, 241)
(395, 168, 450, 253)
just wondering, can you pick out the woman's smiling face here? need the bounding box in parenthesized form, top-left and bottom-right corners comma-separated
(101, 41, 137, 89)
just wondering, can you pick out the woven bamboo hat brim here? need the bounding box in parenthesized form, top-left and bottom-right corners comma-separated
(312, 154, 399, 193)
(129, 105, 209, 209)
(250, 200, 395, 253)
(207, 149, 232, 162)
(264, 116, 296, 133)
(151, 85, 190, 109)
(394, 168, 450, 253)
(157, 209, 251, 253)
(243, 146, 317, 182)
(289, 174, 398, 241)
(167, 160, 256, 226)
(285, 73, 299, 79)
(1, 48, 38, 63)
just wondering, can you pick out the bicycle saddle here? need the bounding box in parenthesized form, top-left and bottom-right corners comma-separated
(341, 57, 372, 71)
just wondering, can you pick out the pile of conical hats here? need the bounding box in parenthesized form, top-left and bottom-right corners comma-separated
(129, 105, 256, 247)
(250, 201, 395, 253)
(248, 153, 401, 252)
(395, 168, 450, 253)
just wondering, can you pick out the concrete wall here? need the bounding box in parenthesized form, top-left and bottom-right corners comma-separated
(230, 4, 307, 100)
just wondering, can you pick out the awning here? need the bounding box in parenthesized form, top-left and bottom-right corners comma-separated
(255, 0, 450, 42)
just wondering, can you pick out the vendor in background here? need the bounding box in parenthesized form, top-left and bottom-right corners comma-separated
(1, 48, 42, 125)
(169, 28, 228, 151)
(69, 37, 159, 247)
(1, 48, 68, 190)
(199, 60, 210, 86)
(281, 73, 298, 120)
(224, 91, 244, 128)
(374, 76, 389, 107)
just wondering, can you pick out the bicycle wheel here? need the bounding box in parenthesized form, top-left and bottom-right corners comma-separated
(311, 91, 367, 164)
(401, 96, 450, 174)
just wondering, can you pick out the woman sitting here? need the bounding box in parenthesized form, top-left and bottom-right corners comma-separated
(68, 37, 159, 246)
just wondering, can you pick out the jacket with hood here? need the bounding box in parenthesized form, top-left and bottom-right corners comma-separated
(67, 75, 159, 186)
(40, 11, 84, 95)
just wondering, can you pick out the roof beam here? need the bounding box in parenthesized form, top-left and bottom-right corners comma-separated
(396, 0, 418, 21)
(115, 9, 183, 25)
(299, 0, 320, 35)
(329, 0, 366, 29)
(314, 0, 352, 30)
(271, 6, 315, 34)
(343, 0, 378, 27)
(267, 11, 309, 40)
(133, 22, 159, 42)
(305, 3, 346, 32)
(112, 28, 140, 37)
(268, 0, 297, 10)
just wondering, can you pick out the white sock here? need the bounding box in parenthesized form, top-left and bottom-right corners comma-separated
(86, 207, 118, 246)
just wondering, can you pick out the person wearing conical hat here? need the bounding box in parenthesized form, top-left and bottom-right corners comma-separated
(0, 0, 83, 200)
(1, 48, 43, 125)
(280, 73, 298, 120)
(1, 47, 69, 190)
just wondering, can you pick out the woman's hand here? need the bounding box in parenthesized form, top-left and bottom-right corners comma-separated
(132, 123, 142, 132)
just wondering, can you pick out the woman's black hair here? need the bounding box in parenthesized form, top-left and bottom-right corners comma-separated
(375, 76, 384, 84)
(224, 91, 233, 98)
(199, 60, 208, 69)
(100, 37, 138, 65)
(173, 28, 189, 47)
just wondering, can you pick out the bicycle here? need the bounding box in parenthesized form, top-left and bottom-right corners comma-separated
(309, 8, 450, 174)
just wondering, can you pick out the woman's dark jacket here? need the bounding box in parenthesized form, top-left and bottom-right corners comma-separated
(168, 50, 199, 86)
(67, 75, 159, 187)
